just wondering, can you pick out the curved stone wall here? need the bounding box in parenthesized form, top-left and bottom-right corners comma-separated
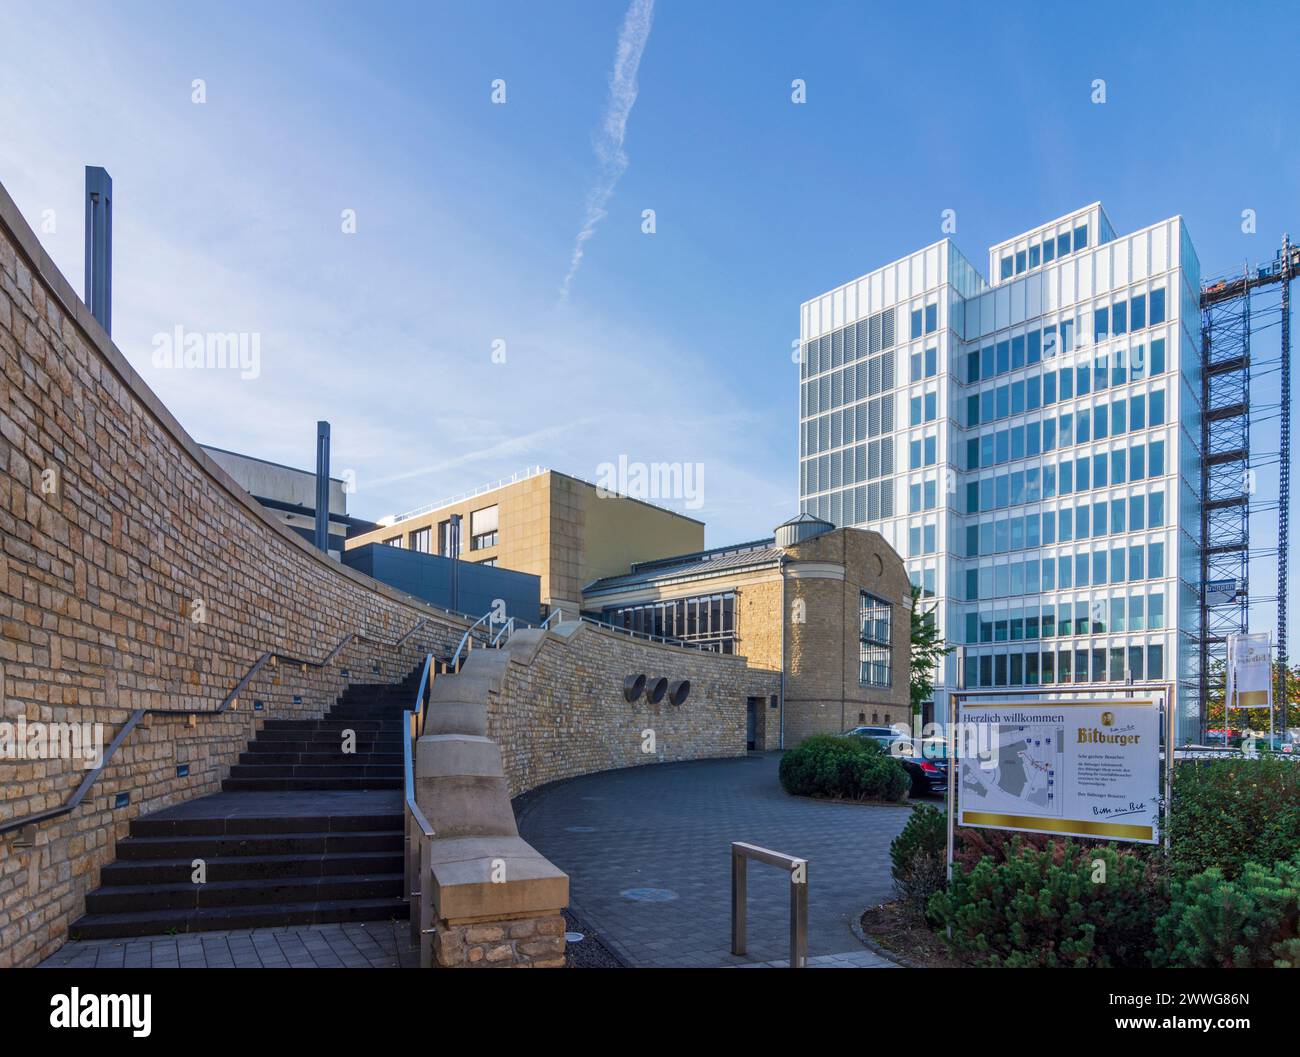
(0, 179, 782, 967)
(484, 623, 781, 798)
(0, 183, 469, 965)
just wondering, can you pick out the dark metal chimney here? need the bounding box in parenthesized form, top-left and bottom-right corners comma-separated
(315, 421, 331, 553)
(84, 166, 112, 335)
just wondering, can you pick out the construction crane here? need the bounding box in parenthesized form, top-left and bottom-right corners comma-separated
(1198, 236, 1299, 740)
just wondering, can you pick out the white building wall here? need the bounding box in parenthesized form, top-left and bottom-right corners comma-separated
(799, 207, 1203, 742)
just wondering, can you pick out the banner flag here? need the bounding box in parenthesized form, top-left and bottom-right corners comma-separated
(1226, 632, 1272, 711)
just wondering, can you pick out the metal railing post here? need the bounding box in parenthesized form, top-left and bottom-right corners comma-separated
(403, 668, 439, 968)
(418, 839, 434, 969)
(407, 813, 420, 947)
(731, 845, 747, 955)
(729, 841, 808, 968)
(790, 861, 808, 968)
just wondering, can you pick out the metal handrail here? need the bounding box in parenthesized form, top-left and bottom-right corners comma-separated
(490, 617, 516, 648)
(404, 654, 438, 968)
(0, 617, 438, 838)
(540, 609, 564, 629)
(449, 610, 495, 672)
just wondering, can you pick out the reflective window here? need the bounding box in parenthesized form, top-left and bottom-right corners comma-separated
(860, 593, 893, 687)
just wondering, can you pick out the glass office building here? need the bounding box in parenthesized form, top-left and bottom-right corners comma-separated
(798, 204, 1202, 742)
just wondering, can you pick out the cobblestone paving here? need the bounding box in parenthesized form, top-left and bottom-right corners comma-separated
(515, 752, 913, 968)
(42, 755, 916, 969)
(40, 921, 418, 969)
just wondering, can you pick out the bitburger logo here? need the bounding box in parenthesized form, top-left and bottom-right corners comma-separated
(1101, 711, 1115, 726)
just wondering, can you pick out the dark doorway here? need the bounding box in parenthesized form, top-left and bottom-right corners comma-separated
(745, 697, 759, 750)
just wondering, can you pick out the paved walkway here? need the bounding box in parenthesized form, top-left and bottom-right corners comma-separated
(515, 752, 913, 968)
(40, 921, 418, 969)
(43, 754, 915, 969)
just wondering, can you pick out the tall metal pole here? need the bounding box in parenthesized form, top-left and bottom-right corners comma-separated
(314, 421, 331, 553)
(1279, 235, 1293, 734)
(84, 166, 112, 335)
(1198, 309, 1212, 743)
(450, 513, 462, 613)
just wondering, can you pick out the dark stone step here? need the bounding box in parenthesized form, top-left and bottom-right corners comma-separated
(247, 733, 402, 748)
(222, 769, 400, 785)
(130, 813, 400, 838)
(252, 726, 403, 739)
(237, 751, 403, 766)
(227, 763, 403, 779)
(65, 659, 431, 942)
(261, 719, 402, 732)
(85, 873, 402, 914)
(324, 710, 410, 721)
(100, 851, 402, 885)
(114, 830, 402, 860)
(69, 897, 409, 939)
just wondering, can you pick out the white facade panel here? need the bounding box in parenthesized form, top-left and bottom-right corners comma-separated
(797, 203, 1199, 742)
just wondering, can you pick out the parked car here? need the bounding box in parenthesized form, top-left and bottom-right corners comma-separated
(842, 727, 948, 798)
(1248, 731, 1296, 753)
(1204, 728, 1243, 748)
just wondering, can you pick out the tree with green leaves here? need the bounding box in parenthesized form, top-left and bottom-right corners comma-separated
(910, 586, 954, 717)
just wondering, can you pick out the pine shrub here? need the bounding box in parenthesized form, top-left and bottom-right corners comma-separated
(1151, 853, 1300, 968)
(890, 804, 948, 918)
(927, 840, 1164, 967)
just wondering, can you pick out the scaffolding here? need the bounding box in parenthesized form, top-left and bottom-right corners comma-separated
(1197, 236, 1298, 740)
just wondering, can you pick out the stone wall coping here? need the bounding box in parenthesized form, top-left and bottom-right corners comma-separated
(415, 734, 505, 779)
(0, 179, 472, 635)
(429, 847, 569, 921)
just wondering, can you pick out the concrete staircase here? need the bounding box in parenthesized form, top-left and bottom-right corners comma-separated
(223, 675, 417, 792)
(69, 665, 428, 939)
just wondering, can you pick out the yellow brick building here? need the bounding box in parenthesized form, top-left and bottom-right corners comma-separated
(582, 514, 913, 748)
(346, 467, 704, 618)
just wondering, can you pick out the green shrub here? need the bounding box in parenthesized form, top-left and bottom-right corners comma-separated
(890, 804, 948, 917)
(1168, 758, 1300, 879)
(952, 826, 1160, 873)
(1151, 853, 1300, 968)
(778, 735, 908, 803)
(927, 840, 1164, 967)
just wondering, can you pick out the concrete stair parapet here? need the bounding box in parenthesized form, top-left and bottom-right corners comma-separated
(414, 648, 568, 967)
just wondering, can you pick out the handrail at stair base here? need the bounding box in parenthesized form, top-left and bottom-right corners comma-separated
(0, 616, 440, 838)
(405, 651, 439, 968)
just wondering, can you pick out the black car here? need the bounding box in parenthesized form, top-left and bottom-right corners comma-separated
(842, 727, 948, 798)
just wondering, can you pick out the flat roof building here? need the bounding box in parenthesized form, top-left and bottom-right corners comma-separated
(346, 466, 704, 619)
(200, 444, 376, 558)
(798, 203, 1200, 740)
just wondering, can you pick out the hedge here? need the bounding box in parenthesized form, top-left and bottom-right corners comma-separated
(778, 734, 908, 803)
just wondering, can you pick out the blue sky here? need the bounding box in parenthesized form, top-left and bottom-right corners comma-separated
(0, 0, 1295, 629)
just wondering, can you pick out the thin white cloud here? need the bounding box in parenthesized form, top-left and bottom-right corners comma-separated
(558, 0, 654, 303)
(0, 0, 794, 547)
(362, 418, 602, 492)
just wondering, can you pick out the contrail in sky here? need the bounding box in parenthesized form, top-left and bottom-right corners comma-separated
(558, 0, 655, 303)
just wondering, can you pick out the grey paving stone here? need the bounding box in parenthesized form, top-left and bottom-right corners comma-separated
(42, 920, 418, 969)
(516, 752, 909, 968)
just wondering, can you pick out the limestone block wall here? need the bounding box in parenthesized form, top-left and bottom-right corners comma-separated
(0, 181, 470, 967)
(486, 623, 781, 798)
(0, 173, 785, 967)
(783, 528, 912, 743)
